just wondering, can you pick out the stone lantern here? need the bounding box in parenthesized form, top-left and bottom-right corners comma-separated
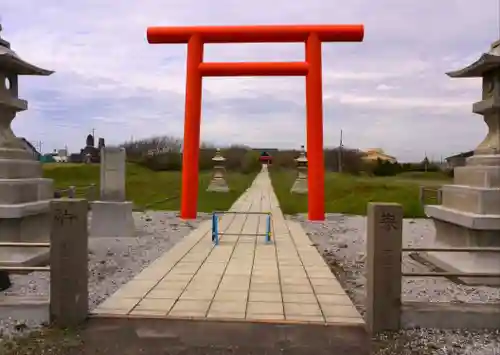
(424, 39, 500, 284)
(0, 24, 55, 274)
(291, 145, 308, 194)
(206, 148, 229, 192)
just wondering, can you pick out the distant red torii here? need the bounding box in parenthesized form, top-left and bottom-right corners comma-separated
(146, 24, 364, 221)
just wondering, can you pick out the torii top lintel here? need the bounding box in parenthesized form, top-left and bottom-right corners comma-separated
(146, 24, 364, 44)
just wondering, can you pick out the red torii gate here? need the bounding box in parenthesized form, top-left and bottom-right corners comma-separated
(146, 24, 364, 221)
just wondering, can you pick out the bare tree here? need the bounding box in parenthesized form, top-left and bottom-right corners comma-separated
(121, 135, 183, 161)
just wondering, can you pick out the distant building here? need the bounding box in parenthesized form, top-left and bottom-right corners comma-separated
(252, 148, 279, 152)
(69, 153, 83, 163)
(259, 151, 273, 165)
(58, 148, 68, 157)
(40, 154, 56, 163)
(40, 150, 68, 163)
(53, 149, 68, 162)
(79, 134, 104, 163)
(445, 151, 474, 169)
(362, 148, 397, 163)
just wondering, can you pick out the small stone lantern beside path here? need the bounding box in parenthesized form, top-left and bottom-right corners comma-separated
(207, 148, 230, 192)
(291, 145, 308, 194)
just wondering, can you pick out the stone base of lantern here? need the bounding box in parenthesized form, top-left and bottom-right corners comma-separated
(207, 177, 230, 193)
(0, 205, 53, 268)
(422, 206, 500, 285)
(291, 168, 308, 194)
(89, 201, 135, 238)
(291, 177, 308, 194)
(0, 169, 54, 268)
(207, 150, 229, 193)
(421, 155, 500, 286)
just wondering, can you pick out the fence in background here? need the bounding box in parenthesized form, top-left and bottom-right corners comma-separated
(0, 199, 89, 328)
(365, 202, 500, 334)
(54, 184, 97, 201)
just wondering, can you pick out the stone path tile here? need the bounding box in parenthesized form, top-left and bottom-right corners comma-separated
(92, 168, 364, 326)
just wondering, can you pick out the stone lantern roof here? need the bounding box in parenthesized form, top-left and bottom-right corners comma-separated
(0, 24, 53, 76)
(296, 145, 307, 163)
(446, 39, 500, 78)
(212, 148, 226, 162)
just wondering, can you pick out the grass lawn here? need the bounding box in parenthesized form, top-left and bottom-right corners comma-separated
(42, 163, 257, 212)
(270, 169, 451, 218)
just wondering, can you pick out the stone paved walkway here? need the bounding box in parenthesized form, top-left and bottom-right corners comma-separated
(92, 167, 364, 326)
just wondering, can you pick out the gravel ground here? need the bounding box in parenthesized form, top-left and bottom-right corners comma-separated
(293, 213, 500, 355)
(0, 211, 210, 338)
(5, 209, 500, 354)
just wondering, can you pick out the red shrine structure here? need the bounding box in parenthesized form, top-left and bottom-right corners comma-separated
(259, 151, 273, 165)
(147, 24, 364, 221)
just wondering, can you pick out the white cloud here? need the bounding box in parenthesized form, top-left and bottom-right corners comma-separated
(375, 84, 395, 91)
(1, 0, 498, 161)
(334, 94, 470, 111)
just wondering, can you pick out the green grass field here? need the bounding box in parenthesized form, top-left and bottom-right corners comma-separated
(270, 169, 450, 218)
(43, 163, 450, 217)
(42, 163, 257, 212)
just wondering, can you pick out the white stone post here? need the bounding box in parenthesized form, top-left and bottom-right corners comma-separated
(89, 147, 135, 238)
(365, 202, 403, 333)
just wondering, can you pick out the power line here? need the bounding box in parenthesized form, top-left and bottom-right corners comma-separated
(338, 129, 343, 173)
(33, 141, 43, 154)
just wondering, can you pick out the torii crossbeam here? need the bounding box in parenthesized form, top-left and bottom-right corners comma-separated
(146, 24, 364, 221)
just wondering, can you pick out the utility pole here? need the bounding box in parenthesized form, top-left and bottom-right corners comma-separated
(91, 128, 96, 141)
(338, 129, 343, 173)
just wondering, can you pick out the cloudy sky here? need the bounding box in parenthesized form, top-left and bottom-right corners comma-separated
(1, 0, 499, 162)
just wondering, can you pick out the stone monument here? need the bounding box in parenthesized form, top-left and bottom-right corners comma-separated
(206, 148, 229, 192)
(80, 134, 101, 163)
(89, 147, 135, 237)
(366, 202, 403, 333)
(98, 137, 105, 150)
(291, 145, 308, 194)
(424, 39, 500, 285)
(0, 24, 55, 272)
(86, 134, 94, 148)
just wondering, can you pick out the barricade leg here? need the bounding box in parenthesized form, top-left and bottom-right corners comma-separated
(211, 213, 216, 243)
(266, 213, 271, 243)
(214, 213, 219, 245)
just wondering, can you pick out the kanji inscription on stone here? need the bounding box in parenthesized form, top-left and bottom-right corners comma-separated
(379, 212, 398, 231)
(54, 208, 77, 226)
